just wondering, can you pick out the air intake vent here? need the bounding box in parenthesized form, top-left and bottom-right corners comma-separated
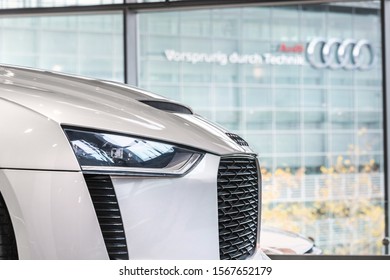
(0, 192, 18, 260)
(140, 100, 193, 114)
(217, 157, 259, 260)
(226, 133, 249, 147)
(84, 174, 129, 260)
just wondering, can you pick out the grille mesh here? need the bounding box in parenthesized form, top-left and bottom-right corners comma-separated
(217, 157, 259, 260)
(0, 193, 18, 260)
(84, 174, 129, 260)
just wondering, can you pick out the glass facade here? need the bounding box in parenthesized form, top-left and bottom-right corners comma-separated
(0, 12, 124, 81)
(138, 3, 385, 254)
(0, 0, 386, 255)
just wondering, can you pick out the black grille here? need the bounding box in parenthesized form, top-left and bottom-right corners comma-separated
(84, 174, 129, 260)
(217, 157, 259, 260)
(226, 133, 249, 147)
(0, 192, 18, 260)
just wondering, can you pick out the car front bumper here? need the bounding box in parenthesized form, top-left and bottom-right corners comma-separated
(0, 153, 266, 260)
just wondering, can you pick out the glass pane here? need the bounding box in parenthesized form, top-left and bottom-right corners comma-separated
(357, 90, 381, 110)
(247, 133, 273, 155)
(275, 134, 301, 154)
(275, 111, 300, 129)
(181, 87, 210, 110)
(275, 156, 301, 171)
(305, 155, 327, 173)
(275, 89, 300, 107)
(215, 110, 240, 131)
(304, 111, 328, 129)
(246, 110, 273, 130)
(358, 111, 382, 129)
(331, 133, 355, 153)
(331, 110, 355, 129)
(0, 12, 124, 81)
(303, 89, 327, 108)
(304, 133, 327, 153)
(215, 87, 241, 108)
(329, 90, 354, 109)
(245, 88, 272, 108)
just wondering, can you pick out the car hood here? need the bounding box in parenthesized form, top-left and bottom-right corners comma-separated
(0, 65, 253, 155)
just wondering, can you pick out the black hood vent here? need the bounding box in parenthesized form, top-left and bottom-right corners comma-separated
(139, 100, 193, 114)
(226, 133, 249, 147)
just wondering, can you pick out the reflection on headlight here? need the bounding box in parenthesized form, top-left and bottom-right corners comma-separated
(63, 127, 204, 177)
(72, 139, 114, 163)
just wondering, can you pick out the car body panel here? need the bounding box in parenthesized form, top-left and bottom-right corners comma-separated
(0, 155, 267, 260)
(113, 153, 220, 260)
(0, 99, 80, 170)
(0, 169, 108, 259)
(0, 65, 252, 158)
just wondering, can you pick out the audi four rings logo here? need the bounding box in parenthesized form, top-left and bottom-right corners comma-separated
(307, 38, 375, 70)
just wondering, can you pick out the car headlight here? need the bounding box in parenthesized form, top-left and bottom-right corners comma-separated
(63, 127, 204, 177)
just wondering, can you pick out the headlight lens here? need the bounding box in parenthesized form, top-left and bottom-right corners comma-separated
(63, 128, 203, 176)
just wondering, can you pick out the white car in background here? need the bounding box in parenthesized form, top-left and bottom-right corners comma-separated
(0, 65, 266, 260)
(261, 227, 322, 255)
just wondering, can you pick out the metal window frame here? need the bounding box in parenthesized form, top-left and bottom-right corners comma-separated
(0, 0, 360, 15)
(0, 0, 388, 258)
(381, 0, 390, 255)
(123, 8, 138, 84)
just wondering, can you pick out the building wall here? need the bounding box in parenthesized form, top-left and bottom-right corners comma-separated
(137, 4, 385, 254)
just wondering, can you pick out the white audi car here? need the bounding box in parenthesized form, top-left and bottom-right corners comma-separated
(0, 65, 267, 260)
